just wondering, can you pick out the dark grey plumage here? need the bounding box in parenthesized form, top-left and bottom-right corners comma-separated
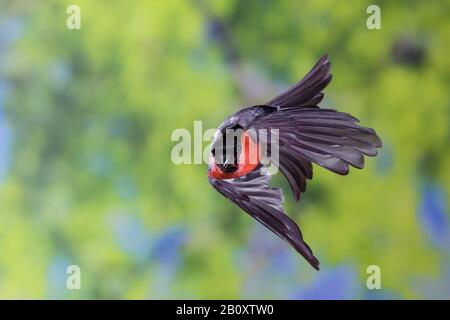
(208, 54, 382, 270)
(209, 170, 319, 269)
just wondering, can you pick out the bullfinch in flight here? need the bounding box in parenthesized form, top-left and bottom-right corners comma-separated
(208, 55, 382, 270)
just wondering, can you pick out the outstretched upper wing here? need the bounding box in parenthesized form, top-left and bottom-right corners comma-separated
(252, 106, 382, 202)
(209, 169, 320, 270)
(268, 54, 332, 108)
(252, 54, 382, 202)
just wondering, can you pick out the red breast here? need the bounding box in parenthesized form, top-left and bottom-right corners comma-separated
(208, 130, 260, 179)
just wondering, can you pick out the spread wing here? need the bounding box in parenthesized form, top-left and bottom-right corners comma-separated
(268, 54, 332, 108)
(252, 54, 382, 201)
(209, 169, 320, 270)
(252, 106, 382, 201)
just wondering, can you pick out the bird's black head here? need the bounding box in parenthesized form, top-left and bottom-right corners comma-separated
(211, 124, 244, 173)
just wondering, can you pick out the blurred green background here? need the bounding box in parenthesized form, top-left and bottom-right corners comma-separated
(0, 0, 449, 299)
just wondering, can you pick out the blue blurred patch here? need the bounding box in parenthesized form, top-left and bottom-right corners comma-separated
(237, 225, 312, 299)
(47, 255, 72, 299)
(0, 17, 23, 53)
(88, 154, 113, 176)
(115, 176, 138, 200)
(148, 225, 187, 298)
(111, 214, 153, 263)
(0, 81, 12, 183)
(364, 289, 401, 300)
(109, 117, 129, 138)
(111, 214, 187, 270)
(290, 265, 360, 300)
(419, 184, 450, 251)
(49, 61, 72, 88)
(413, 259, 450, 299)
(151, 225, 187, 268)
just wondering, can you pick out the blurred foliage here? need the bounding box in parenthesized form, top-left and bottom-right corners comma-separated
(0, 0, 449, 299)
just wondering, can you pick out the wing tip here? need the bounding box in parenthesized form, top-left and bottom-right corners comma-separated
(319, 53, 329, 64)
(313, 263, 320, 271)
(306, 254, 320, 270)
(310, 255, 320, 270)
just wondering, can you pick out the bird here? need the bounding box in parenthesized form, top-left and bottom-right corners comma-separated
(207, 55, 382, 270)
